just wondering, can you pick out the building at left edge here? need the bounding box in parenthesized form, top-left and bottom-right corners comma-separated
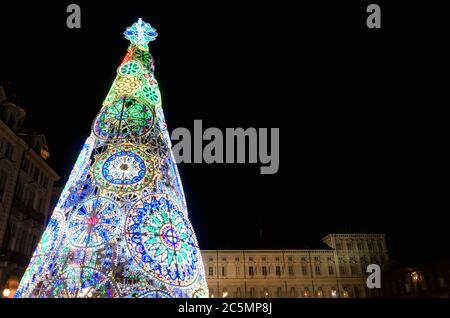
(0, 84, 59, 298)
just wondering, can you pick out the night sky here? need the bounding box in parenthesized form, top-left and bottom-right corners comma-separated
(0, 1, 447, 264)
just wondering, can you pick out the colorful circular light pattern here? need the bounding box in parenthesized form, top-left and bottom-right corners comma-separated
(142, 85, 160, 103)
(93, 144, 156, 193)
(125, 195, 200, 287)
(15, 19, 208, 298)
(119, 61, 142, 76)
(102, 151, 146, 185)
(14, 211, 65, 298)
(94, 98, 154, 140)
(66, 197, 121, 248)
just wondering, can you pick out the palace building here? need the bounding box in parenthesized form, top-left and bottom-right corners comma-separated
(0, 85, 59, 296)
(202, 233, 389, 298)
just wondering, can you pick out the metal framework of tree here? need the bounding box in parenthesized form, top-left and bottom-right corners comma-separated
(15, 18, 209, 298)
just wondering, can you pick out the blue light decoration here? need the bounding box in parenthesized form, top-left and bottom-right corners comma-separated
(15, 18, 209, 298)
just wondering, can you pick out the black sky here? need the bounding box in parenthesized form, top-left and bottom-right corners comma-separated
(0, 1, 447, 264)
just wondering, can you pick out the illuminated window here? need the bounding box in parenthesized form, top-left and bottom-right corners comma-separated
(303, 287, 309, 298)
(331, 289, 337, 297)
(317, 287, 323, 298)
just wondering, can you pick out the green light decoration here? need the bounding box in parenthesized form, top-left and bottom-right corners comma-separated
(15, 18, 209, 298)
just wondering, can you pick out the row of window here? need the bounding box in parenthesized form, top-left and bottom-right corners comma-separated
(15, 181, 48, 213)
(207, 256, 335, 263)
(207, 263, 369, 277)
(0, 138, 50, 189)
(22, 157, 49, 189)
(335, 239, 384, 252)
(208, 286, 361, 298)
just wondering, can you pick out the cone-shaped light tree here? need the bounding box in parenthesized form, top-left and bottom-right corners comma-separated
(15, 19, 209, 298)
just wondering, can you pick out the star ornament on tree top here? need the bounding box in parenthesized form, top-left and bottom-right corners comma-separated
(124, 18, 158, 51)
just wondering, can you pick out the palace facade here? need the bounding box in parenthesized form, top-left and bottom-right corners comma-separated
(202, 233, 389, 298)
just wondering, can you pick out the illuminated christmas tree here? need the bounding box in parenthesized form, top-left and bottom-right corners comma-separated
(15, 19, 209, 298)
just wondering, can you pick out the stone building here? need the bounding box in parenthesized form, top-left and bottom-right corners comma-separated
(0, 85, 59, 297)
(202, 233, 389, 298)
(381, 258, 450, 298)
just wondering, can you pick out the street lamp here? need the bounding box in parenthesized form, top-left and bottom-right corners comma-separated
(2, 288, 11, 298)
